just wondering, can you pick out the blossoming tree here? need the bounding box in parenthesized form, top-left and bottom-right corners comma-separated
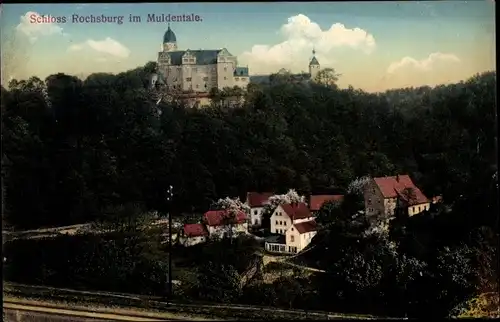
(213, 197, 250, 241)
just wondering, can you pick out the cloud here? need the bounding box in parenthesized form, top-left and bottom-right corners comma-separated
(16, 12, 65, 42)
(67, 37, 130, 58)
(239, 14, 376, 74)
(387, 52, 460, 74)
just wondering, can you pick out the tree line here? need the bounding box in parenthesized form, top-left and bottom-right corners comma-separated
(2, 64, 495, 230)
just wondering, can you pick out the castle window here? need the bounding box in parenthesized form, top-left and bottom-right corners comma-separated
(186, 77, 192, 81)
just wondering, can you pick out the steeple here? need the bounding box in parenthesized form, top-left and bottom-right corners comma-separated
(163, 24, 178, 52)
(309, 48, 319, 66)
(309, 48, 320, 80)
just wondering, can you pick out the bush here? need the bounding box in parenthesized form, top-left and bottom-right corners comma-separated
(4, 228, 170, 296)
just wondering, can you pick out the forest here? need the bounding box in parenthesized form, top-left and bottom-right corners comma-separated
(1, 65, 498, 318)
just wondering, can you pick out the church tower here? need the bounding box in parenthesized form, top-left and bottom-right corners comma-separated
(309, 49, 320, 80)
(163, 24, 177, 52)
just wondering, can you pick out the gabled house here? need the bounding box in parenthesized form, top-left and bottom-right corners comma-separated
(265, 202, 318, 254)
(203, 210, 248, 239)
(309, 194, 344, 213)
(245, 192, 273, 227)
(364, 174, 430, 218)
(270, 202, 315, 234)
(180, 223, 208, 247)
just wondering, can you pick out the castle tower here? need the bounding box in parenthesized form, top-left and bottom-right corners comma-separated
(309, 48, 320, 80)
(163, 24, 177, 52)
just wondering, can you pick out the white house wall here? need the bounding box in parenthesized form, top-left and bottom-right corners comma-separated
(271, 205, 315, 235)
(285, 226, 300, 252)
(250, 207, 264, 226)
(270, 205, 290, 234)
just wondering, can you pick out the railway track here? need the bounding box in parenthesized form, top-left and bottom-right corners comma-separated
(3, 299, 191, 321)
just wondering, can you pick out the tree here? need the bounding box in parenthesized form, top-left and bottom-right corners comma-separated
(196, 261, 242, 303)
(212, 197, 250, 241)
(314, 68, 341, 87)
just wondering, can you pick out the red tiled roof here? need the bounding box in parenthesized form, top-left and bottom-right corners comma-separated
(373, 175, 429, 205)
(309, 195, 344, 211)
(294, 220, 317, 234)
(280, 202, 313, 220)
(246, 192, 273, 208)
(204, 210, 247, 227)
(183, 224, 208, 237)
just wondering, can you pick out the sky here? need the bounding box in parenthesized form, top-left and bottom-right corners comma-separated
(0, 1, 496, 92)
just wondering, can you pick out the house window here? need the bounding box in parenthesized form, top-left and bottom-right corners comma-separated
(190, 59, 195, 63)
(235, 77, 240, 81)
(186, 77, 192, 81)
(275, 220, 278, 225)
(290, 236, 294, 242)
(203, 77, 208, 81)
(291, 227, 294, 231)
(254, 210, 258, 215)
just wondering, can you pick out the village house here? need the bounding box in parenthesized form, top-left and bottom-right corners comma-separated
(309, 194, 344, 213)
(265, 203, 318, 254)
(364, 174, 430, 218)
(203, 209, 249, 239)
(245, 192, 273, 227)
(179, 223, 208, 247)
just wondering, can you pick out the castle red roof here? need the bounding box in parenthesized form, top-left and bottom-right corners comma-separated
(183, 224, 208, 237)
(294, 220, 317, 234)
(204, 210, 247, 227)
(280, 202, 313, 220)
(309, 195, 344, 211)
(373, 175, 429, 205)
(246, 192, 273, 208)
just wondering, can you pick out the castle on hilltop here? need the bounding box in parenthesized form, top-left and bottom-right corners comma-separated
(151, 24, 249, 93)
(151, 25, 322, 93)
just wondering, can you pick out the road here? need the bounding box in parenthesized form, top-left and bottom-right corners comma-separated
(4, 310, 110, 322)
(3, 302, 177, 322)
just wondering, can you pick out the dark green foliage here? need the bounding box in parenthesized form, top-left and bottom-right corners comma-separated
(3, 207, 169, 296)
(2, 69, 496, 230)
(1, 65, 497, 318)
